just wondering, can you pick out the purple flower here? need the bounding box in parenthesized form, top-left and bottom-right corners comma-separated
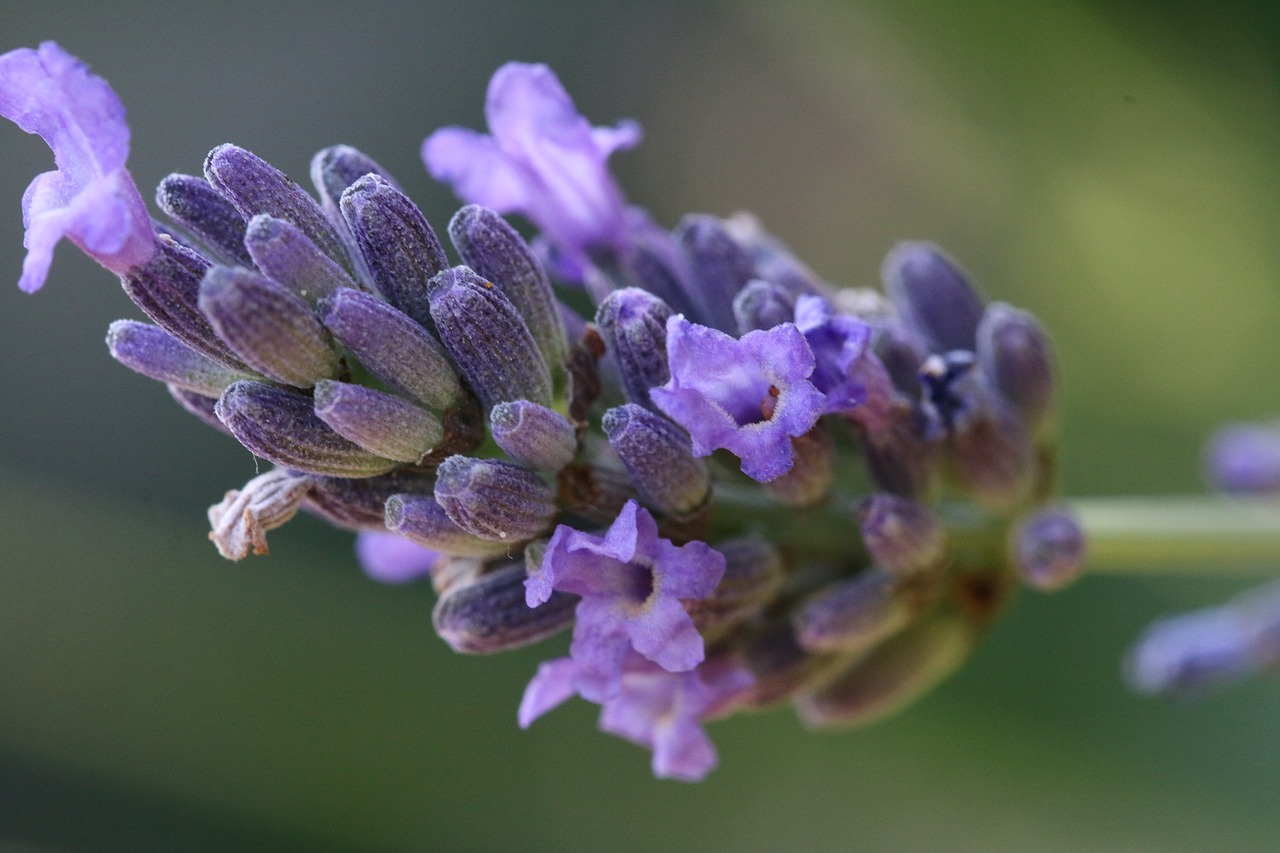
(793, 294, 873, 413)
(354, 530, 440, 585)
(650, 316, 826, 482)
(0, 42, 153, 292)
(422, 62, 640, 263)
(600, 654, 753, 781)
(519, 651, 752, 782)
(525, 499, 725, 701)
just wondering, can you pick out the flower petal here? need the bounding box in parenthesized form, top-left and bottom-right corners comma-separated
(421, 127, 528, 213)
(0, 42, 153, 290)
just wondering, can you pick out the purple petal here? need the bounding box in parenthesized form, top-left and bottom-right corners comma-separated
(628, 596, 706, 672)
(0, 42, 153, 290)
(568, 598, 633, 701)
(354, 530, 439, 585)
(422, 128, 529, 213)
(591, 119, 642, 156)
(652, 316, 825, 482)
(597, 656, 742, 782)
(423, 62, 637, 257)
(794, 294, 873, 413)
(652, 538, 725, 600)
(518, 656, 579, 728)
(650, 721, 717, 782)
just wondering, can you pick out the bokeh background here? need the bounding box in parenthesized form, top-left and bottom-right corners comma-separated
(2, 1, 1279, 849)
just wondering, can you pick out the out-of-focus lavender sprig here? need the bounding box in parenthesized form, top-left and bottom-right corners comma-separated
(4, 47, 1096, 781)
(1120, 420, 1280, 699)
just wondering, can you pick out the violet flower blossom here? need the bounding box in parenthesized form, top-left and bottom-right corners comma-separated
(423, 62, 640, 267)
(0, 41, 153, 292)
(793, 293, 874, 413)
(526, 499, 725, 701)
(650, 316, 827, 482)
(520, 651, 753, 781)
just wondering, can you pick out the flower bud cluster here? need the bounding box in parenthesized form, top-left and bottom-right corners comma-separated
(1, 47, 1079, 780)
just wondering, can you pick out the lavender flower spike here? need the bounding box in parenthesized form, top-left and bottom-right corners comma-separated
(423, 62, 640, 261)
(0, 42, 154, 292)
(651, 316, 826, 482)
(525, 500, 725, 701)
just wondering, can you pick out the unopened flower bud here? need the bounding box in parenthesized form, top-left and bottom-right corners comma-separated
(449, 205, 568, 375)
(977, 303, 1055, 433)
(155, 173, 252, 266)
(853, 398, 938, 500)
(433, 561, 577, 654)
(216, 380, 397, 477)
(872, 321, 928, 396)
(428, 266, 552, 409)
(685, 536, 784, 642)
(594, 287, 674, 409)
(490, 401, 577, 471)
(794, 569, 913, 654)
(734, 620, 847, 709)
(305, 472, 434, 531)
(764, 423, 835, 508)
(921, 353, 1033, 511)
(383, 493, 514, 558)
(319, 288, 459, 410)
(733, 279, 796, 334)
(602, 404, 709, 516)
(613, 218, 697, 317)
(204, 143, 350, 273)
(244, 215, 353, 305)
(723, 212, 827, 298)
(198, 266, 339, 387)
(310, 145, 399, 224)
(207, 468, 313, 560)
(796, 614, 973, 728)
(1014, 508, 1086, 591)
(341, 174, 447, 327)
(857, 493, 947, 578)
(677, 214, 753, 332)
(121, 236, 247, 370)
(556, 462, 640, 526)
(168, 385, 232, 435)
(882, 242, 984, 352)
(313, 380, 443, 463)
(107, 320, 253, 397)
(434, 456, 557, 542)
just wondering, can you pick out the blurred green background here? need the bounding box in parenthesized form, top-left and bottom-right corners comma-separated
(2, 1, 1279, 849)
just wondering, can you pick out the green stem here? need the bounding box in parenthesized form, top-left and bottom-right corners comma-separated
(1069, 496, 1280, 575)
(713, 485, 1280, 577)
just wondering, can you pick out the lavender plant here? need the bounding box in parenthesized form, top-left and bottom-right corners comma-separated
(2, 42, 1274, 782)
